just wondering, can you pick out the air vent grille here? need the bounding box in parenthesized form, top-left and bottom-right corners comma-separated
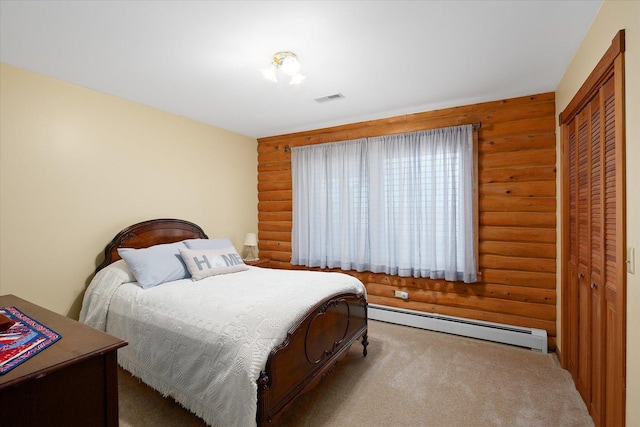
(314, 93, 345, 103)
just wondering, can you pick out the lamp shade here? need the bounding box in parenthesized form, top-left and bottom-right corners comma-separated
(243, 233, 258, 247)
(280, 55, 300, 76)
(261, 65, 277, 82)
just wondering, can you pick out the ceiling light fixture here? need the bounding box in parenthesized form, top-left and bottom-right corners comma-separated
(261, 51, 306, 85)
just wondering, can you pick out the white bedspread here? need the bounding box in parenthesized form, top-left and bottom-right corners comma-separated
(80, 260, 366, 427)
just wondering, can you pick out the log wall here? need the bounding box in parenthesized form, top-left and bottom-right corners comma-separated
(257, 92, 557, 348)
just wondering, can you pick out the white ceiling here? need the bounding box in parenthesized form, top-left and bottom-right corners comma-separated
(0, 1, 602, 139)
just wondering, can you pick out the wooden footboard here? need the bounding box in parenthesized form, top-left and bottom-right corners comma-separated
(256, 292, 368, 426)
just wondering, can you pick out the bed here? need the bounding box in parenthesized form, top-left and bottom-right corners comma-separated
(79, 218, 368, 426)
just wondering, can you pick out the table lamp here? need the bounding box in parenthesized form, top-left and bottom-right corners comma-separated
(243, 233, 258, 261)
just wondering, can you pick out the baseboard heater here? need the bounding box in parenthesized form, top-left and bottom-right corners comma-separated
(368, 304, 547, 353)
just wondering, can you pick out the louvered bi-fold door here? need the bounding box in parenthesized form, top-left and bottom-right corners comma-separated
(562, 30, 625, 427)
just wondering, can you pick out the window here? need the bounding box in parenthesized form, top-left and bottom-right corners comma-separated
(291, 124, 477, 283)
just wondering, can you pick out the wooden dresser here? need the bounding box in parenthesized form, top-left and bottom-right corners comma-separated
(0, 294, 127, 427)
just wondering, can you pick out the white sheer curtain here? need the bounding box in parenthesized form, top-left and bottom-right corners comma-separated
(291, 139, 370, 270)
(291, 124, 477, 283)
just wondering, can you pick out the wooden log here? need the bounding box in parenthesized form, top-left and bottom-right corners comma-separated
(479, 166, 556, 184)
(477, 284, 556, 305)
(471, 100, 555, 125)
(481, 116, 555, 139)
(260, 240, 292, 253)
(479, 213, 556, 228)
(258, 211, 292, 222)
(479, 225, 556, 243)
(258, 221, 292, 232)
(257, 160, 291, 173)
(257, 201, 292, 212)
(479, 241, 556, 259)
(479, 196, 556, 212)
(478, 269, 555, 289)
(480, 181, 556, 198)
(258, 230, 291, 242)
(257, 141, 293, 153)
(257, 170, 291, 183)
(256, 150, 291, 163)
(258, 181, 292, 192)
(258, 190, 292, 202)
(480, 148, 556, 169)
(479, 133, 556, 154)
(261, 251, 292, 263)
(479, 254, 556, 273)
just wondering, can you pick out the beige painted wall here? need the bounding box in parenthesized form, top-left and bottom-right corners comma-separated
(0, 63, 259, 318)
(555, 0, 639, 424)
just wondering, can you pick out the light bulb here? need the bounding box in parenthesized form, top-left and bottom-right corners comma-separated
(280, 56, 300, 77)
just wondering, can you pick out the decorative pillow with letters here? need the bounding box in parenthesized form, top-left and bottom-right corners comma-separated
(178, 246, 249, 280)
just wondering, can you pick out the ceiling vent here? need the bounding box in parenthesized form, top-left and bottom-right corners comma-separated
(314, 93, 345, 103)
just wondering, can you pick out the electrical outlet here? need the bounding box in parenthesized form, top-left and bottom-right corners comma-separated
(394, 290, 409, 299)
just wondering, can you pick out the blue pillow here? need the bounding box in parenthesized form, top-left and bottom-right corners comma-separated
(183, 238, 234, 250)
(117, 242, 189, 289)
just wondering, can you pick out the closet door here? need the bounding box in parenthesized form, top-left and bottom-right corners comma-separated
(569, 92, 604, 424)
(561, 30, 625, 427)
(602, 68, 625, 427)
(588, 87, 604, 425)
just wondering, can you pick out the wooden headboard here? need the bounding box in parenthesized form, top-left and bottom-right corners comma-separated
(95, 218, 208, 273)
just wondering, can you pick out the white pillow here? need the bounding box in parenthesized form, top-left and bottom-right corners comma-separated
(117, 242, 189, 289)
(178, 246, 249, 280)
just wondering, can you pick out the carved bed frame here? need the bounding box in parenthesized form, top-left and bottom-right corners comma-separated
(96, 218, 369, 426)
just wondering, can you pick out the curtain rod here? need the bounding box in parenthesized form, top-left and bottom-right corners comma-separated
(283, 122, 482, 152)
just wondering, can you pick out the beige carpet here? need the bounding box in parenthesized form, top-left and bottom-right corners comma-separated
(118, 320, 593, 427)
